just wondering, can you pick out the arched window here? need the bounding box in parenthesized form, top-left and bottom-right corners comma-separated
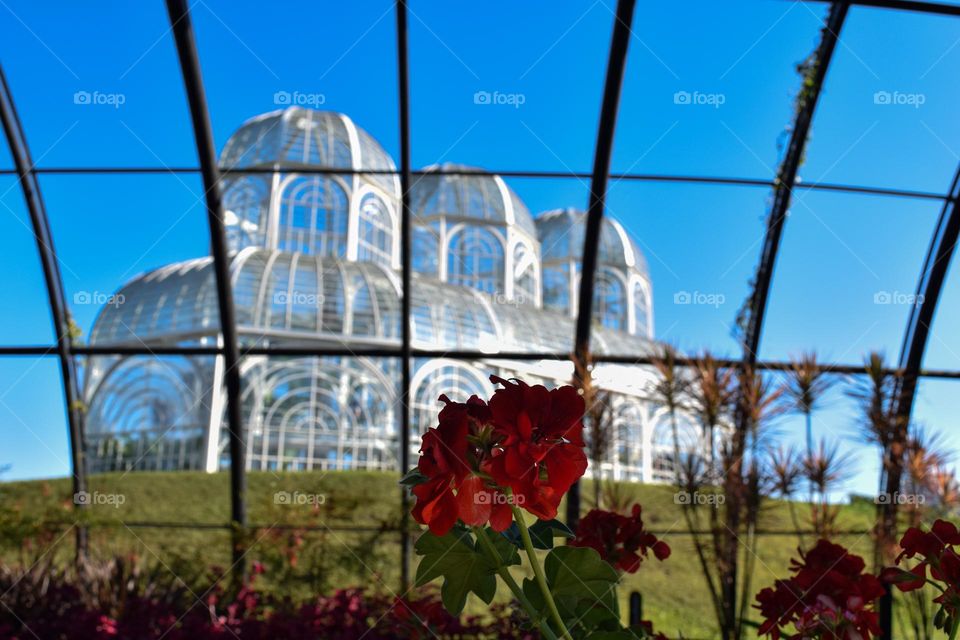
(446, 226, 504, 294)
(593, 268, 627, 331)
(542, 265, 571, 315)
(278, 175, 348, 256)
(633, 281, 650, 337)
(222, 175, 269, 251)
(512, 242, 538, 305)
(413, 225, 440, 277)
(357, 194, 394, 267)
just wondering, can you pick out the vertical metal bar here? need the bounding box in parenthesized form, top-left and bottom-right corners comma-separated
(0, 65, 88, 561)
(164, 0, 247, 571)
(880, 168, 960, 640)
(740, 2, 848, 364)
(568, 0, 637, 530)
(628, 591, 643, 626)
(395, 0, 414, 589)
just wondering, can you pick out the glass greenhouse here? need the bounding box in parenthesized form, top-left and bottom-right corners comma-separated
(4, 1, 960, 638)
(83, 107, 689, 480)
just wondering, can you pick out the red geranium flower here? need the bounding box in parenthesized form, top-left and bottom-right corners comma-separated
(571, 504, 670, 573)
(485, 376, 587, 521)
(883, 520, 960, 633)
(410, 377, 587, 535)
(411, 394, 512, 535)
(755, 539, 883, 640)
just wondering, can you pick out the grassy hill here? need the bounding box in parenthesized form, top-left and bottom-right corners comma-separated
(0, 471, 879, 638)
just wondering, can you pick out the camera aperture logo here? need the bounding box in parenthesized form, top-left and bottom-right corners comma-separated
(74, 291, 125, 308)
(674, 491, 724, 507)
(274, 291, 325, 306)
(73, 91, 126, 109)
(873, 290, 924, 306)
(274, 490, 326, 506)
(74, 491, 126, 508)
(873, 90, 925, 108)
(474, 492, 524, 506)
(674, 290, 725, 308)
(473, 90, 526, 109)
(673, 90, 725, 108)
(875, 492, 924, 505)
(274, 90, 326, 107)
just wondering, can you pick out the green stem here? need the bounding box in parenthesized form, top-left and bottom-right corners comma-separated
(949, 615, 959, 640)
(473, 526, 558, 640)
(511, 505, 573, 640)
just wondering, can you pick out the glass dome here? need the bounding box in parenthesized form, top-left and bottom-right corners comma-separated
(536, 208, 653, 338)
(410, 163, 541, 303)
(218, 108, 401, 265)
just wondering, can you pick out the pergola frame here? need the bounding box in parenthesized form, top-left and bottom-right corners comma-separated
(1, 1, 959, 634)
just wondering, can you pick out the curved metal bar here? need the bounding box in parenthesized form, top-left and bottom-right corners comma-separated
(895, 174, 960, 419)
(803, 0, 960, 16)
(568, 0, 637, 528)
(164, 0, 247, 569)
(741, 2, 848, 364)
(0, 65, 89, 559)
(395, 0, 414, 589)
(879, 167, 960, 639)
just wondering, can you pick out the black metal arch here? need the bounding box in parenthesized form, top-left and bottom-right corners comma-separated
(877, 164, 960, 638)
(741, 2, 848, 365)
(395, 0, 414, 589)
(164, 0, 248, 570)
(0, 65, 89, 559)
(895, 167, 960, 425)
(568, 0, 637, 528)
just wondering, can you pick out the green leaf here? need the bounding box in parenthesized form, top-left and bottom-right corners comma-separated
(502, 518, 574, 550)
(399, 467, 428, 487)
(414, 530, 498, 615)
(545, 545, 619, 601)
(529, 518, 575, 549)
(481, 527, 522, 567)
(545, 546, 622, 629)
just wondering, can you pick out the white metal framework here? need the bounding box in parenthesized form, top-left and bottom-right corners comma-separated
(83, 107, 691, 482)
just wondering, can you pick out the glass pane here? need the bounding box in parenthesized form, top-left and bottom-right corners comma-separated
(83, 354, 218, 475)
(410, 1, 609, 170)
(802, 6, 960, 192)
(761, 190, 940, 361)
(411, 174, 592, 356)
(0, 357, 69, 480)
(192, 0, 399, 164)
(38, 174, 210, 345)
(600, 181, 770, 357)
(613, 2, 827, 177)
(238, 356, 400, 476)
(0, 3, 195, 166)
(0, 175, 56, 345)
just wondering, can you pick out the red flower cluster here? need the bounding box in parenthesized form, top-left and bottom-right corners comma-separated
(570, 505, 670, 573)
(883, 519, 960, 631)
(755, 539, 884, 640)
(411, 376, 587, 536)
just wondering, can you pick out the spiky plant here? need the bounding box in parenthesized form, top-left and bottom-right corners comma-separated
(649, 344, 689, 486)
(903, 426, 950, 526)
(782, 351, 832, 461)
(733, 367, 784, 639)
(650, 349, 724, 634)
(801, 438, 852, 539)
(846, 351, 904, 568)
(766, 445, 806, 548)
(689, 351, 735, 484)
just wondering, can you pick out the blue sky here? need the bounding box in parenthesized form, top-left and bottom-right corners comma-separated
(1, 1, 960, 497)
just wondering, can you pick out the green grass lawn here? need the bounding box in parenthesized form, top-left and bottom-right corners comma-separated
(0, 471, 882, 638)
